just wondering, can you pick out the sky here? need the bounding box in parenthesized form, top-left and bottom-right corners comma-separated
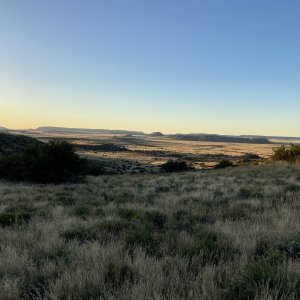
(0, 0, 299, 136)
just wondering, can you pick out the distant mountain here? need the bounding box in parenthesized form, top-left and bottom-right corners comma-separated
(171, 134, 272, 144)
(0, 126, 8, 132)
(36, 127, 144, 135)
(0, 132, 42, 156)
(241, 135, 300, 141)
(149, 132, 164, 137)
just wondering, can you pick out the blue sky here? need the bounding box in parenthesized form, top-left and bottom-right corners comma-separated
(0, 0, 299, 135)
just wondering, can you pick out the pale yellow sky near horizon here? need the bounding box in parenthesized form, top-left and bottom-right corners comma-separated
(1, 112, 299, 137)
(1, 80, 299, 137)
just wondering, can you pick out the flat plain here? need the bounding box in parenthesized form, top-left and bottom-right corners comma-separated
(13, 130, 287, 174)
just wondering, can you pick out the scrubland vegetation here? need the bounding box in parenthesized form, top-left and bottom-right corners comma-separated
(0, 141, 103, 183)
(272, 144, 300, 162)
(0, 163, 300, 299)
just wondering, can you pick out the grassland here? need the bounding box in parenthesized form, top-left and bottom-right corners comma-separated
(1, 163, 300, 299)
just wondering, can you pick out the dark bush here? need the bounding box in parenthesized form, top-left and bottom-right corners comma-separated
(0, 140, 106, 183)
(227, 259, 300, 300)
(277, 233, 300, 259)
(180, 230, 238, 263)
(62, 226, 97, 243)
(160, 160, 193, 173)
(0, 141, 81, 183)
(97, 219, 133, 235)
(272, 144, 300, 162)
(118, 208, 143, 221)
(125, 229, 161, 256)
(222, 204, 249, 221)
(142, 210, 168, 230)
(214, 160, 234, 169)
(80, 159, 105, 176)
(104, 261, 135, 289)
(0, 212, 31, 227)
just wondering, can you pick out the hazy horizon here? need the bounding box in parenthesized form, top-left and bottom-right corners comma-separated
(2, 124, 300, 138)
(1, 1, 299, 136)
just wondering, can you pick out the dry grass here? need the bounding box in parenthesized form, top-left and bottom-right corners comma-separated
(0, 163, 300, 299)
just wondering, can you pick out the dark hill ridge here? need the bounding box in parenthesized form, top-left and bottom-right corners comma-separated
(172, 134, 272, 144)
(37, 126, 144, 135)
(0, 133, 42, 156)
(149, 132, 164, 137)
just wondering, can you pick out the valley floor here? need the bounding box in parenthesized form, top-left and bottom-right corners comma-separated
(0, 163, 300, 299)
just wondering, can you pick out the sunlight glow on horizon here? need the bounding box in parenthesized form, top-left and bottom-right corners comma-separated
(1, 0, 299, 137)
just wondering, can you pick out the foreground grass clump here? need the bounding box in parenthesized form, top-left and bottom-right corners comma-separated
(0, 164, 300, 299)
(180, 230, 238, 264)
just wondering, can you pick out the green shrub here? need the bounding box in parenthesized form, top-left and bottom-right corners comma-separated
(277, 233, 300, 259)
(142, 210, 168, 230)
(97, 219, 133, 235)
(160, 160, 193, 172)
(62, 226, 97, 243)
(72, 204, 93, 218)
(0, 141, 81, 183)
(254, 234, 300, 261)
(0, 140, 106, 183)
(118, 208, 143, 221)
(180, 230, 237, 263)
(104, 261, 135, 289)
(284, 184, 300, 193)
(170, 210, 195, 233)
(222, 204, 249, 221)
(228, 260, 299, 299)
(0, 212, 31, 227)
(272, 144, 300, 162)
(80, 159, 105, 176)
(125, 229, 161, 256)
(214, 160, 234, 169)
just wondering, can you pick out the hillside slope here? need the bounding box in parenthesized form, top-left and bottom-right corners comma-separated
(0, 132, 42, 156)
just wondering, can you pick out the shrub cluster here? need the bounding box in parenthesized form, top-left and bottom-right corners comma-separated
(160, 159, 193, 172)
(0, 141, 104, 183)
(272, 144, 300, 162)
(214, 159, 234, 169)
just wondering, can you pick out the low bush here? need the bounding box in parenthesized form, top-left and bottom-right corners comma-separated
(104, 261, 135, 290)
(227, 259, 300, 299)
(97, 219, 133, 235)
(80, 159, 105, 176)
(0, 141, 81, 183)
(277, 233, 300, 259)
(62, 226, 97, 243)
(160, 160, 193, 173)
(272, 144, 300, 162)
(72, 204, 94, 218)
(214, 160, 234, 169)
(142, 210, 168, 230)
(0, 212, 31, 227)
(125, 229, 161, 256)
(118, 208, 143, 220)
(0, 140, 107, 183)
(222, 204, 249, 221)
(180, 230, 237, 264)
